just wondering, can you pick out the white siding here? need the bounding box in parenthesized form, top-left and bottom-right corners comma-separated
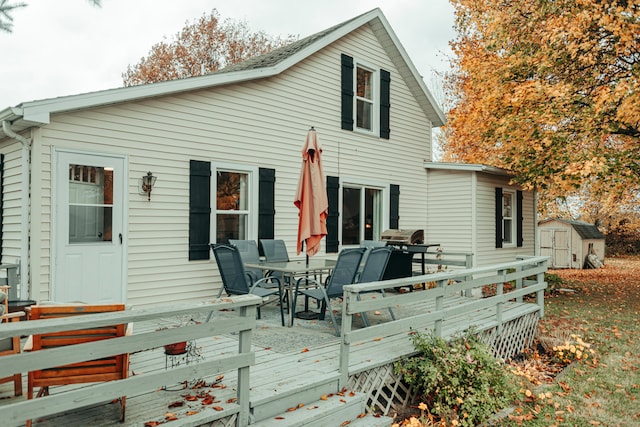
(475, 174, 535, 267)
(0, 142, 24, 263)
(426, 170, 474, 253)
(29, 25, 434, 307)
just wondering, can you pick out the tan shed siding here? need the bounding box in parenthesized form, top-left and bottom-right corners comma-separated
(32, 25, 433, 306)
(475, 174, 535, 266)
(426, 170, 473, 253)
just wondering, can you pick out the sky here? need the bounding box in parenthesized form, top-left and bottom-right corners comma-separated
(1, 0, 456, 108)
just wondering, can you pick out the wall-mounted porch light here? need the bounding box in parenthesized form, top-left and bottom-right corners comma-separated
(141, 171, 157, 201)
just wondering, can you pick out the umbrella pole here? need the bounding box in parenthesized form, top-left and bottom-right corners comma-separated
(295, 240, 319, 320)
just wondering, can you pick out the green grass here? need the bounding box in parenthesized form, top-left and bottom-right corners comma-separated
(493, 256, 640, 426)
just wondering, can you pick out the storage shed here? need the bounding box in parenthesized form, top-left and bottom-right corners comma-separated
(538, 219, 605, 269)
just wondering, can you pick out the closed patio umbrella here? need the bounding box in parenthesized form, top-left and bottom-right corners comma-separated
(294, 127, 328, 258)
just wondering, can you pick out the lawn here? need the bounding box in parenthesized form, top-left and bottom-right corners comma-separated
(495, 255, 640, 426)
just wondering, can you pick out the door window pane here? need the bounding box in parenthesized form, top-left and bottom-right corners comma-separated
(342, 186, 382, 245)
(342, 188, 361, 245)
(68, 165, 113, 243)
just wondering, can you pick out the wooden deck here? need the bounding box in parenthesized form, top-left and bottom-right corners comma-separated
(0, 256, 548, 427)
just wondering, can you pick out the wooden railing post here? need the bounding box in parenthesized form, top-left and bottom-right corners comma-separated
(496, 270, 505, 334)
(536, 259, 547, 317)
(339, 289, 354, 389)
(434, 279, 446, 337)
(515, 265, 523, 303)
(237, 304, 255, 426)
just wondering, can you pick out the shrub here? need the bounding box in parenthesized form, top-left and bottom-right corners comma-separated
(394, 330, 516, 427)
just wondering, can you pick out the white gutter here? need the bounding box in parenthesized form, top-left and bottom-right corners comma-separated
(2, 120, 30, 300)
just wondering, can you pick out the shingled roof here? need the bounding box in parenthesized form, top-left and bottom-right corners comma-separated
(217, 14, 363, 74)
(540, 219, 605, 240)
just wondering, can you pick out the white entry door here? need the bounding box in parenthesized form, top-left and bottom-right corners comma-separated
(53, 150, 126, 303)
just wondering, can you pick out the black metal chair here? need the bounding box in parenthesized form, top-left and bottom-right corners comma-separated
(356, 246, 396, 326)
(229, 239, 263, 283)
(211, 244, 286, 326)
(292, 247, 366, 335)
(259, 239, 290, 262)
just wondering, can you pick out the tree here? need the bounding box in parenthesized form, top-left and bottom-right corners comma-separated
(0, 0, 100, 33)
(122, 9, 297, 86)
(442, 0, 639, 225)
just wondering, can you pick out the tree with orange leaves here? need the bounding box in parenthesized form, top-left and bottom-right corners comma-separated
(443, 0, 639, 232)
(123, 9, 296, 86)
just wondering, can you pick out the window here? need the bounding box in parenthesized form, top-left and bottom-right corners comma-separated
(495, 187, 523, 249)
(341, 185, 383, 245)
(502, 190, 515, 246)
(189, 161, 274, 261)
(355, 66, 374, 131)
(213, 164, 258, 244)
(68, 164, 113, 243)
(341, 54, 390, 139)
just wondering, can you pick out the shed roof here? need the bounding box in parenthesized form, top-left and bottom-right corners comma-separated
(539, 219, 605, 240)
(0, 8, 445, 138)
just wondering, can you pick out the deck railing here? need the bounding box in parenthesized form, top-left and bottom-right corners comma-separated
(338, 256, 549, 388)
(0, 294, 262, 427)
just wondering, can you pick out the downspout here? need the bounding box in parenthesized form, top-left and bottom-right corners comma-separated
(2, 120, 30, 300)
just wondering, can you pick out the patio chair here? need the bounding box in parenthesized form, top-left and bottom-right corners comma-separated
(1, 287, 24, 396)
(259, 239, 290, 262)
(211, 244, 286, 326)
(25, 304, 129, 427)
(292, 247, 366, 335)
(229, 239, 263, 283)
(356, 246, 396, 326)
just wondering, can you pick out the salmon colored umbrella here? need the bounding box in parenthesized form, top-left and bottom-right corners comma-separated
(294, 127, 328, 257)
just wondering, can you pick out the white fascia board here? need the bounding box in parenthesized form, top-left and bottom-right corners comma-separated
(372, 12, 447, 127)
(423, 161, 513, 176)
(17, 67, 277, 124)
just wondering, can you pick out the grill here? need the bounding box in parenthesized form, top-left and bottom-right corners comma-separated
(379, 229, 437, 280)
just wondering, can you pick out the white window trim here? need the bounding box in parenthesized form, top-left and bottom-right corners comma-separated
(353, 58, 380, 136)
(502, 189, 517, 248)
(339, 177, 389, 247)
(211, 162, 259, 244)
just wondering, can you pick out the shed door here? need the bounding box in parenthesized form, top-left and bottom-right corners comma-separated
(53, 150, 126, 303)
(540, 228, 570, 268)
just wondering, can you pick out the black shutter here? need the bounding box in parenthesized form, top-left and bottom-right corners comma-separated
(326, 176, 340, 253)
(258, 168, 276, 244)
(341, 54, 354, 131)
(516, 190, 523, 247)
(380, 69, 391, 139)
(0, 154, 3, 264)
(389, 184, 400, 229)
(495, 187, 503, 248)
(189, 160, 211, 260)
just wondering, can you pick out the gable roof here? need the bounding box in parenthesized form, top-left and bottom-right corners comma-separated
(539, 219, 605, 240)
(0, 8, 445, 138)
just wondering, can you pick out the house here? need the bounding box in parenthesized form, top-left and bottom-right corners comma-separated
(0, 8, 536, 307)
(538, 219, 605, 269)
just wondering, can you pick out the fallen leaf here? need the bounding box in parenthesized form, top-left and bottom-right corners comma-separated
(186, 411, 199, 416)
(213, 406, 224, 411)
(301, 348, 309, 353)
(144, 422, 160, 427)
(168, 401, 184, 408)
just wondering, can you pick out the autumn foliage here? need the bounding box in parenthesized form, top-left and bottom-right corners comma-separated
(122, 9, 297, 86)
(442, 0, 639, 233)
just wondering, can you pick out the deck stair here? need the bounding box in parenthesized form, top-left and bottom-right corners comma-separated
(252, 390, 392, 426)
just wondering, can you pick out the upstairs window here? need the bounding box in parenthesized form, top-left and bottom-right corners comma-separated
(355, 66, 375, 131)
(341, 54, 390, 139)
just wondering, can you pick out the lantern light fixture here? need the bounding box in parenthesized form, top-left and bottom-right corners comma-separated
(141, 171, 157, 201)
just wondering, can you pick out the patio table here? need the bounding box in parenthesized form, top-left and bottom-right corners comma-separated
(244, 259, 336, 326)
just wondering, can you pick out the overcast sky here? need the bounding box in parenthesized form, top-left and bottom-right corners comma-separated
(1, 0, 456, 107)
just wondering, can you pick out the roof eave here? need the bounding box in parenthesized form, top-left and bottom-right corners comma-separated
(423, 161, 513, 176)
